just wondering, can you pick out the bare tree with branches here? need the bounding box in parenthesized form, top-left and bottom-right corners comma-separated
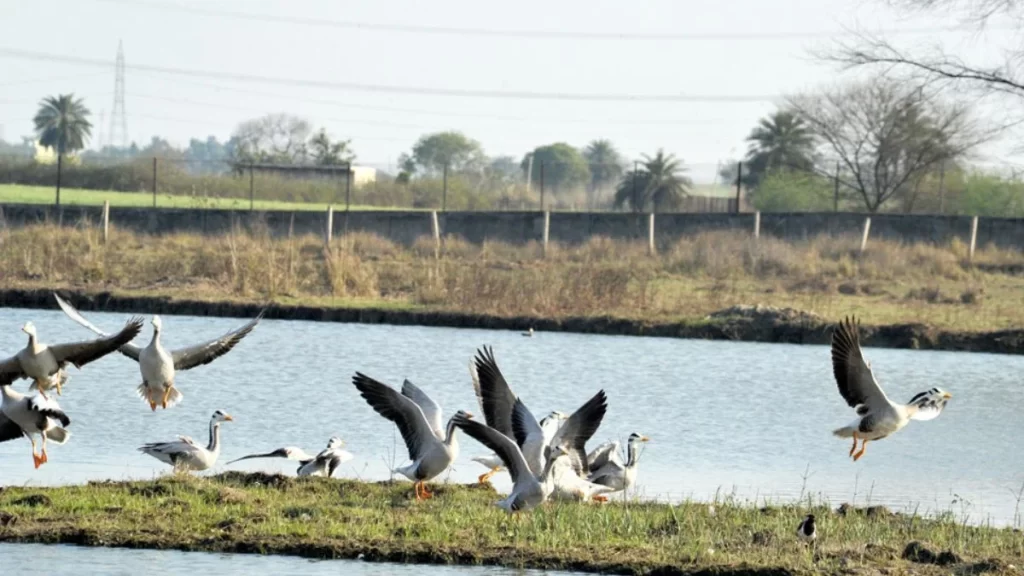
(788, 78, 990, 212)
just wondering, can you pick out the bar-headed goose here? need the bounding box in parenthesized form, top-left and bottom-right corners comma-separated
(352, 373, 471, 500)
(453, 402, 567, 514)
(139, 410, 234, 472)
(831, 316, 953, 461)
(587, 433, 650, 494)
(0, 380, 71, 468)
(0, 317, 143, 398)
(54, 294, 264, 411)
(228, 437, 353, 477)
(550, 454, 617, 502)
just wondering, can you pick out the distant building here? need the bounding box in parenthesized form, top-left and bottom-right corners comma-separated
(247, 163, 376, 186)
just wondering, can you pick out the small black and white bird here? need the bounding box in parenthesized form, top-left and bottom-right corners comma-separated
(796, 513, 817, 543)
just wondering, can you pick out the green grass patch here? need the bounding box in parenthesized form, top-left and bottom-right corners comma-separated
(0, 473, 1019, 574)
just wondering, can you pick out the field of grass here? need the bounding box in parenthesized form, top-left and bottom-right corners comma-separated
(0, 184, 391, 212)
(0, 222, 1022, 333)
(0, 473, 1019, 574)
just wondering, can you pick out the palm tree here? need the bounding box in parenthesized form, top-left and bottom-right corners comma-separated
(582, 139, 624, 209)
(614, 149, 692, 213)
(33, 94, 92, 206)
(744, 110, 815, 188)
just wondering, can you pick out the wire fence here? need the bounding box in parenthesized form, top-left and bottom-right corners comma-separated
(2, 153, 1024, 217)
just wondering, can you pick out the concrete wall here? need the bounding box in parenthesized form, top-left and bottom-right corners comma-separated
(1, 203, 1021, 250)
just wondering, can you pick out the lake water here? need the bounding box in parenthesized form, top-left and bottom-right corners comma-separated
(0, 307, 1022, 529)
(0, 542, 572, 575)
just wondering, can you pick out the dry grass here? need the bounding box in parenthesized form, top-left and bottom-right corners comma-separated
(1, 222, 1023, 331)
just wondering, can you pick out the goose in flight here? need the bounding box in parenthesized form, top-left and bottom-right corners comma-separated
(228, 437, 353, 477)
(54, 294, 264, 411)
(587, 432, 650, 495)
(453, 402, 567, 514)
(831, 316, 952, 461)
(0, 380, 71, 468)
(0, 317, 143, 398)
(352, 373, 470, 500)
(139, 410, 234, 472)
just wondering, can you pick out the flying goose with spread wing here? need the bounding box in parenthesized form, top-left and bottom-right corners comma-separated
(0, 379, 71, 468)
(0, 317, 143, 398)
(54, 294, 264, 411)
(831, 316, 953, 461)
(352, 373, 471, 500)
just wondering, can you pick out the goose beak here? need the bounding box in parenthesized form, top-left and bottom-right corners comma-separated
(464, 411, 475, 419)
(942, 392, 953, 400)
(640, 435, 650, 442)
(224, 415, 235, 421)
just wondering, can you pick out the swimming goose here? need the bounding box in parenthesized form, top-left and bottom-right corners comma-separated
(471, 345, 603, 478)
(54, 294, 264, 411)
(0, 380, 71, 468)
(227, 437, 353, 477)
(453, 402, 567, 514)
(587, 433, 650, 494)
(352, 373, 470, 500)
(831, 316, 953, 461)
(0, 317, 143, 398)
(139, 410, 234, 472)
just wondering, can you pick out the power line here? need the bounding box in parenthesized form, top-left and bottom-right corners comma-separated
(92, 0, 1000, 41)
(0, 71, 107, 88)
(0, 48, 777, 103)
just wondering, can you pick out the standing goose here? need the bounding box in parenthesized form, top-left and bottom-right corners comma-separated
(831, 316, 953, 461)
(453, 402, 567, 514)
(139, 410, 234, 472)
(0, 317, 144, 398)
(352, 373, 471, 500)
(228, 437, 353, 477)
(0, 380, 71, 468)
(54, 294, 264, 411)
(587, 433, 650, 494)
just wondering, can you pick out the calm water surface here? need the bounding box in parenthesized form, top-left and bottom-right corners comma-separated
(0, 308, 1022, 527)
(0, 543, 572, 575)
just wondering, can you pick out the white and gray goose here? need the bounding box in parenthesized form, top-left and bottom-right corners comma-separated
(831, 316, 953, 461)
(0, 316, 143, 398)
(0, 379, 71, 468)
(586, 432, 650, 495)
(139, 410, 234, 472)
(54, 294, 264, 411)
(228, 436, 353, 477)
(352, 372, 471, 500)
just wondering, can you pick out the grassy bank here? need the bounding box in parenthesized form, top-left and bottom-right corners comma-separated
(0, 184, 392, 211)
(0, 473, 1019, 575)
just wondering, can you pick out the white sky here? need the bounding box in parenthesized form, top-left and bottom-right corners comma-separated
(0, 0, 1019, 182)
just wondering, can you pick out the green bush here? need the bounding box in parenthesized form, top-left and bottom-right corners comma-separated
(751, 170, 834, 212)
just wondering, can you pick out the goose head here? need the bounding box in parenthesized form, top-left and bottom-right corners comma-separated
(21, 321, 37, 338)
(211, 409, 234, 423)
(326, 437, 345, 449)
(628, 433, 650, 445)
(151, 315, 163, 333)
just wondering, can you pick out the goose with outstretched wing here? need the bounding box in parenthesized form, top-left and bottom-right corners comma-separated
(352, 373, 470, 500)
(831, 316, 952, 461)
(54, 293, 264, 411)
(0, 317, 143, 398)
(587, 432, 650, 495)
(228, 437, 353, 477)
(139, 410, 234, 472)
(0, 380, 71, 468)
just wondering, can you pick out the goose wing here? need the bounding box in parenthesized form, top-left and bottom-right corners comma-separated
(831, 316, 892, 410)
(401, 379, 444, 439)
(170, 309, 265, 371)
(315, 447, 353, 477)
(511, 397, 544, 450)
(551, 390, 608, 475)
(586, 440, 622, 471)
(28, 395, 71, 427)
(0, 354, 24, 385)
(48, 316, 145, 369)
(473, 345, 517, 439)
(453, 411, 531, 484)
(0, 413, 25, 442)
(227, 447, 313, 465)
(53, 293, 144, 361)
(352, 372, 438, 461)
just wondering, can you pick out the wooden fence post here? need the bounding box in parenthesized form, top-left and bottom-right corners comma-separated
(325, 205, 334, 245)
(753, 211, 761, 240)
(647, 212, 655, 255)
(102, 200, 110, 244)
(859, 216, 871, 253)
(969, 215, 979, 262)
(431, 210, 441, 255)
(542, 210, 550, 256)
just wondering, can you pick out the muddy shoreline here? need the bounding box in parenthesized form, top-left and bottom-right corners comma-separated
(0, 288, 1021, 355)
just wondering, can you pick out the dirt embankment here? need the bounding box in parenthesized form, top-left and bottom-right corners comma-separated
(1, 289, 1022, 355)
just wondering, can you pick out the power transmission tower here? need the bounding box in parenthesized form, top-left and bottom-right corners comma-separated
(109, 40, 128, 149)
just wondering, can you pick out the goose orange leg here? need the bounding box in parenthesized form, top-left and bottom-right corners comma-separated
(30, 438, 42, 469)
(161, 385, 173, 409)
(478, 467, 501, 484)
(853, 440, 869, 461)
(849, 433, 859, 457)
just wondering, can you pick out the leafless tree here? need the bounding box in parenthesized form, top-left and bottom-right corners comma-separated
(232, 113, 313, 164)
(829, 1, 1024, 103)
(788, 79, 991, 212)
